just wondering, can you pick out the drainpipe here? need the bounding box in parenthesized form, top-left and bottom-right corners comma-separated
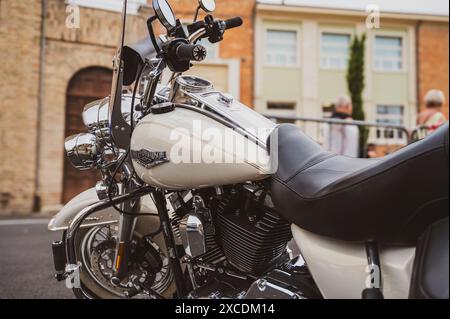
(33, 0, 48, 213)
(415, 20, 422, 116)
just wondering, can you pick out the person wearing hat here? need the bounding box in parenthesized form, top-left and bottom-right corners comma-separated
(417, 89, 448, 133)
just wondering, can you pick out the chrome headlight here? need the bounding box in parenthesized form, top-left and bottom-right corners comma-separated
(97, 99, 112, 141)
(65, 133, 98, 170)
(82, 97, 112, 143)
(82, 96, 137, 143)
(82, 99, 103, 131)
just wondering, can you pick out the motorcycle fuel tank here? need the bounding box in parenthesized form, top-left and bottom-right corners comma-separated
(131, 87, 276, 190)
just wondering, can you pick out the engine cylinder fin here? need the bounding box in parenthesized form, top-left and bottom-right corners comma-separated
(215, 193, 292, 275)
(169, 211, 183, 240)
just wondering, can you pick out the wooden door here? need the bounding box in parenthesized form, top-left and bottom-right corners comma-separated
(63, 67, 112, 203)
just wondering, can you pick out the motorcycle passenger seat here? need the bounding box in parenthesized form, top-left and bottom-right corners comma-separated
(410, 218, 449, 299)
(269, 123, 449, 243)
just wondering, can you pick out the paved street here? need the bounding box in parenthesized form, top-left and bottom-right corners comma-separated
(0, 219, 74, 299)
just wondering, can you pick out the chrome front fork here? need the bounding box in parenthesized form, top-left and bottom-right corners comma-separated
(113, 187, 141, 279)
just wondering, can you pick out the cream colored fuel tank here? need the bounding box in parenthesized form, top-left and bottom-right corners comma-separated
(130, 104, 276, 190)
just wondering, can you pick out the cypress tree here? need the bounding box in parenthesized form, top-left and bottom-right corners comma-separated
(347, 34, 368, 157)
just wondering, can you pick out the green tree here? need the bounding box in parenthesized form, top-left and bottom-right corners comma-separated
(347, 34, 368, 157)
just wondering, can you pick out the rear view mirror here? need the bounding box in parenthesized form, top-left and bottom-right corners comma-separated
(199, 0, 216, 13)
(153, 0, 177, 30)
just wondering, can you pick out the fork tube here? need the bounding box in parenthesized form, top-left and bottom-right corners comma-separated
(152, 190, 187, 298)
(113, 197, 140, 279)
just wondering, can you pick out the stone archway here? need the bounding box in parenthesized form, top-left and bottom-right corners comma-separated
(62, 67, 112, 203)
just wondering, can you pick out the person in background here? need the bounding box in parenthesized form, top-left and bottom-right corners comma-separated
(366, 143, 378, 159)
(323, 95, 359, 158)
(417, 90, 448, 133)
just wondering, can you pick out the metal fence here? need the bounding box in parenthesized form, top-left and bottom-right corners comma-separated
(264, 114, 423, 158)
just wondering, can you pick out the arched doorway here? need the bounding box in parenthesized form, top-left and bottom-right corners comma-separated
(63, 67, 113, 203)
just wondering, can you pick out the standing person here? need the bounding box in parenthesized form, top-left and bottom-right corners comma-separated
(366, 143, 378, 159)
(323, 95, 359, 157)
(417, 90, 448, 133)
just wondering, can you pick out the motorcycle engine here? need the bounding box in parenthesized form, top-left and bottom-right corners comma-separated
(214, 186, 292, 275)
(174, 185, 292, 276)
(169, 185, 323, 299)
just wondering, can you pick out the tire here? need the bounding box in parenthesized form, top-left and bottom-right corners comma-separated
(72, 217, 177, 299)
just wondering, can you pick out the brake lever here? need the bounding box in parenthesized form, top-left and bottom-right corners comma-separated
(187, 15, 226, 44)
(208, 21, 225, 43)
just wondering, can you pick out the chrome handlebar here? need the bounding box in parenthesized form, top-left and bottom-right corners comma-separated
(188, 28, 208, 44)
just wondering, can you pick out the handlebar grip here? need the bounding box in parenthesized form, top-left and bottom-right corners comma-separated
(224, 17, 243, 30)
(175, 43, 207, 62)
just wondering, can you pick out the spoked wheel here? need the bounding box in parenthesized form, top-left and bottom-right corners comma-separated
(74, 223, 176, 299)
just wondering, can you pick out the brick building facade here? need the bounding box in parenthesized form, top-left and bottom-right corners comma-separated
(418, 21, 449, 118)
(0, 0, 43, 216)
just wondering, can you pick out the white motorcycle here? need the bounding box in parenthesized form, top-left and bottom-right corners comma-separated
(49, 0, 449, 299)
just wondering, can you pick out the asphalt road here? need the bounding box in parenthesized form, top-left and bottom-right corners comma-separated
(0, 219, 74, 299)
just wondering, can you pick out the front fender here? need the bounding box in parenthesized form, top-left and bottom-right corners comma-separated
(48, 187, 158, 232)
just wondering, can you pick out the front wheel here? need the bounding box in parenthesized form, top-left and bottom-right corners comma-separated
(73, 220, 176, 299)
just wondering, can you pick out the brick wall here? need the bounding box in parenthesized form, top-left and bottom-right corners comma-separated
(0, 0, 43, 215)
(36, 2, 150, 211)
(418, 21, 449, 118)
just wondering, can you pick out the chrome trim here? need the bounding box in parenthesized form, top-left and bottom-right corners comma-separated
(188, 28, 207, 44)
(49, 220, 119, 232)
(95, 181, 109, 201)
(216, 92, 234, 106)
(65, 133, 98, 170)
(82, 99, 105, 132)
(245, 277, 302, 299)
(82, 95, 142, 147)
(173, 87, 268, 149)
(175, 103, 268, 150)
(179, 213, 206, 258)
(175, 75, 213, 94)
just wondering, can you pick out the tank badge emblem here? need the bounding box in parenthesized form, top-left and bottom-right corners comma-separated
(131, 149, 169, 169)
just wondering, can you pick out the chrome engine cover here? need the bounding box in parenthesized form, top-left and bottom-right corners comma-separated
(179, 213, 206, 258)
(244, 270, 303, 299)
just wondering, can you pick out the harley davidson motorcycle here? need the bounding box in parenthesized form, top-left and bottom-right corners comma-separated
(49, 0, 449, 299)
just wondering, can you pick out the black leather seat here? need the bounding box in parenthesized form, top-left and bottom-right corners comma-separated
(270, 123, 449, 243)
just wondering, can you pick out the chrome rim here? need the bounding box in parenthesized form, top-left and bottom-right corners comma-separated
(80, 225, 173, 298)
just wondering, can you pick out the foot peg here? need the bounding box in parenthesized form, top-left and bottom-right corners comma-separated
(52, 241, 67, 281)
